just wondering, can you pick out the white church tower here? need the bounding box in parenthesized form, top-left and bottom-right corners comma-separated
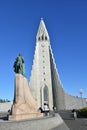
(29, 19, 65, 110)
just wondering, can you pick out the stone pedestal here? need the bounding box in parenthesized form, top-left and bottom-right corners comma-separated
(9, 74, 43, 121)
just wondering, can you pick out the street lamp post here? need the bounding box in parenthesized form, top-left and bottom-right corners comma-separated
(79, 89, 84, 108)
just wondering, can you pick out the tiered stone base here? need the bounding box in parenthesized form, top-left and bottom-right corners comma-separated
(9, 112, 43, 121)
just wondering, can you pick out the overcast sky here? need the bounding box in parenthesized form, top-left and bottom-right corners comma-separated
(0, 0, 87, 100)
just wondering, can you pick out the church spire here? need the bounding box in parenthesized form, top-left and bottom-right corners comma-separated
(36, 19, 50, 42)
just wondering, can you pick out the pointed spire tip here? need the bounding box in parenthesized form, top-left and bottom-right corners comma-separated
(36, 18, 50, 41)
(41, 17, 43, 20)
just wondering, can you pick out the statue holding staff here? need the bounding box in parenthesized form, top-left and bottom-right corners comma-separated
(13, 54, 25, 75)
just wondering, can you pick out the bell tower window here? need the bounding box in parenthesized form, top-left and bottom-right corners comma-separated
(45, 36, 47, 40)
(38, 37, 40, 41)
(42, 35, 44, 40)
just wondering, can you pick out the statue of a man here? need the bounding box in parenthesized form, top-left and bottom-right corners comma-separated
(13, 54, 25, 75)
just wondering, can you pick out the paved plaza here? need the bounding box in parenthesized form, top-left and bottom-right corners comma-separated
(0, 112, 87, 130)
(58, 110, 87, 130)
(65, 118, 87, 130)
(0, 114, 69, 130)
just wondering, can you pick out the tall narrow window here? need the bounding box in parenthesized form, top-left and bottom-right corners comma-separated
(44, 86, 48, 102)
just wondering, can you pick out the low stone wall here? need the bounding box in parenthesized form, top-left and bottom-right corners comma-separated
(0, 102, 12, 112)
(65, 92, 87, 110)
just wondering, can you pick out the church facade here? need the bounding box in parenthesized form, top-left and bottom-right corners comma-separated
(29, 19, 87, 110)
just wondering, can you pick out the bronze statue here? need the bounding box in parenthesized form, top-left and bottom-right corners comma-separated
(13, 54, 25, 75)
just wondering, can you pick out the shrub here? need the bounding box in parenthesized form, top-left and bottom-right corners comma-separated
(77, 107, 87, 118)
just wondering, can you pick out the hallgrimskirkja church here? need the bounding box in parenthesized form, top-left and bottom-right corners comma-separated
(29, 19, 87, 110)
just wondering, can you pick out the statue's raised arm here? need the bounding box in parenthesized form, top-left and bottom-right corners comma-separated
(13, 54, 25, 75)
